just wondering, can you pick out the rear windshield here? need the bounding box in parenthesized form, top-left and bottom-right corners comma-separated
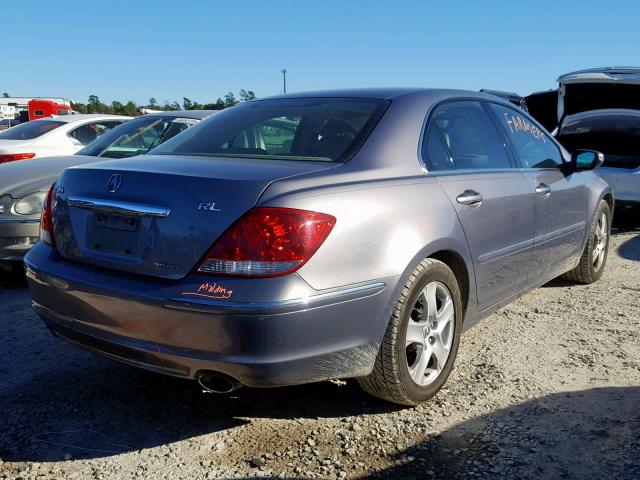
(152, 98, 389, 162)
(0, 120, 65, 140)
(78, 115, 199, 158)
(557, 111, 640, 169)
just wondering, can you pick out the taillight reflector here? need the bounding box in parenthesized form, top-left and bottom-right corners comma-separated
(39, 185, 56, 247)
(0, 153, 36, 163)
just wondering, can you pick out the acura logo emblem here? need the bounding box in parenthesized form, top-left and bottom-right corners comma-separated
(107, 174, 123, 193)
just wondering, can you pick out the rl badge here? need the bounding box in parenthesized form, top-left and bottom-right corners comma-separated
(198, 202, 222, 212)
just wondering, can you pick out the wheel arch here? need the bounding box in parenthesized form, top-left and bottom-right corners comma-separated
(602, 191, 614, 215)
(428, 249, 471, 316)
(386, 239, 477, 331)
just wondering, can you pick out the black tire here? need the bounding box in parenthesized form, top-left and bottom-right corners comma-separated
(357, 258, 463, 406)
(563, 199, 611, 284)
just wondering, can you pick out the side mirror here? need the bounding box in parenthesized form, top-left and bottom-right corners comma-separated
(571, 149, 604, 171)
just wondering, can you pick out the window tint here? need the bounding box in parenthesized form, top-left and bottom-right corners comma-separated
(257, 117, 300, 155)
(489, 103, 563, 169)
(153, 98, 388, 162)
(68, 121, 124, 146)
(95, 117, 198, 159)
(422, 101, 511, 171)
(78, 116, 164, 157)
(0, 120, 65, 140)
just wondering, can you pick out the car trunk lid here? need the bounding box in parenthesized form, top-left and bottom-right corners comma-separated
(52, 154, 337, 280)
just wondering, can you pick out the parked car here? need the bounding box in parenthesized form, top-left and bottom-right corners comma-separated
(0, 118, 21, 130)
(479, 89, 528, 111)
(554, 67, 640, 209)
(0, 111, 215, 263)
(0, 114, 130, 164)
(555, 108, 640, 209)
(518, 67, 640, 208)
(25, 90, 612, 405)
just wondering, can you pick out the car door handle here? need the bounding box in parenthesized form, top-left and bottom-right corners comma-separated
(535, 183, 551, 196)
(456, 190, 483, 206)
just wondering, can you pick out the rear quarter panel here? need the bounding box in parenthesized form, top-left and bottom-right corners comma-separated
(266, 177, 473, 291)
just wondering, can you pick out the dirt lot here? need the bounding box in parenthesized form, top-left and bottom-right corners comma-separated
(1, 219, 639, 480)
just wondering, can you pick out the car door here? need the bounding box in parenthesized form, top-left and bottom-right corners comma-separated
(422, 100, 535, 310)
(488, 103, 588, 284)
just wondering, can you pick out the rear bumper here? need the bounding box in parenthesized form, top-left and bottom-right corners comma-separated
(25, 243, 395, 387)
(0, 218, 40, 261)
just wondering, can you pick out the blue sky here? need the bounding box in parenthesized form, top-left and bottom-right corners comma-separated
(3, 1, 640, 105)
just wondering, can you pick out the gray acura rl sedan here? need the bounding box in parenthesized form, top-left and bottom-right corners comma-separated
(25, 89, 612, 405)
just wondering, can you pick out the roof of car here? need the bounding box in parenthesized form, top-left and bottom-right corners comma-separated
(37, 114, 132, 123)
(143, 110, 217, 119)
(258, 88, 500, 101)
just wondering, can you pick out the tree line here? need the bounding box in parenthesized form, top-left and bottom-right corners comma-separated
(0, 90, 256, 115)
(71, 89, 256, 115)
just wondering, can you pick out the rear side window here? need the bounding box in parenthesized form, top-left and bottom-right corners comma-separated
(68, 121, 124, 146)
(0, 120, 65, 140)
(422, 101, 512, 171)
(489, 103, 563, 169)
(152, 98, 389, 162)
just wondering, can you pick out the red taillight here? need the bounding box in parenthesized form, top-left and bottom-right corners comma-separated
(197, 207, 336, 277)
(39, 185, 56, 247)
(0, 153, 36, 163)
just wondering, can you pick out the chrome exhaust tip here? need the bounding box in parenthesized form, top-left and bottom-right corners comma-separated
(197, 372, 243, 394)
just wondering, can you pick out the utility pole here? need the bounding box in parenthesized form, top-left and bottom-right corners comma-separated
(281, 68, 287, 94)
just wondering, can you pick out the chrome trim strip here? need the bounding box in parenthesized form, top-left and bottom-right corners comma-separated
(478, 238, 535, 264)
(68, 196, 171, 218)
(534, 221, 586, 246)
(165, 281, 387, 315)
(478, 221, 586, 265)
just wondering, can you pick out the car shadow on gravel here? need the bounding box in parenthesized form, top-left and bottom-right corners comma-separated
(0, 331, 397, 462)
(366, 387, 640, 480)
(617, 235, 640, 262)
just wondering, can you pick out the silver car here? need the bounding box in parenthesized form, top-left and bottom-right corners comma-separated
(25, 89, 612, 405)
(0, 111, 215, 264)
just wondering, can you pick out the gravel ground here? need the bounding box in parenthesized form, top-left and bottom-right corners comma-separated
(1, 219, 639, 480)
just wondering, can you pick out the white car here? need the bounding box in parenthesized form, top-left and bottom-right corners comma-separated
(0, 114, 130, 164)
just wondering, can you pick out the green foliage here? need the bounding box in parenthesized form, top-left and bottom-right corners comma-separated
(239, 89, 256, 102)
(2, 92, 9, 98)
(68, 90, 256, 116)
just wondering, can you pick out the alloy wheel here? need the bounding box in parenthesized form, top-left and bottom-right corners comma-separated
(593, 211, 608, 270)
(405, 281, 455, 386)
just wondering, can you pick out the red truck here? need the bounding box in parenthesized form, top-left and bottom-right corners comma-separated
(27, 99, 71, 120)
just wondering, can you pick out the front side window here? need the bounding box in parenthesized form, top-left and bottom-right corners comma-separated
(489, 103, 563, 169)
(152, 98, 389, 162)
(0, 120, 65, 140)
(422, 100, 512, 171)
